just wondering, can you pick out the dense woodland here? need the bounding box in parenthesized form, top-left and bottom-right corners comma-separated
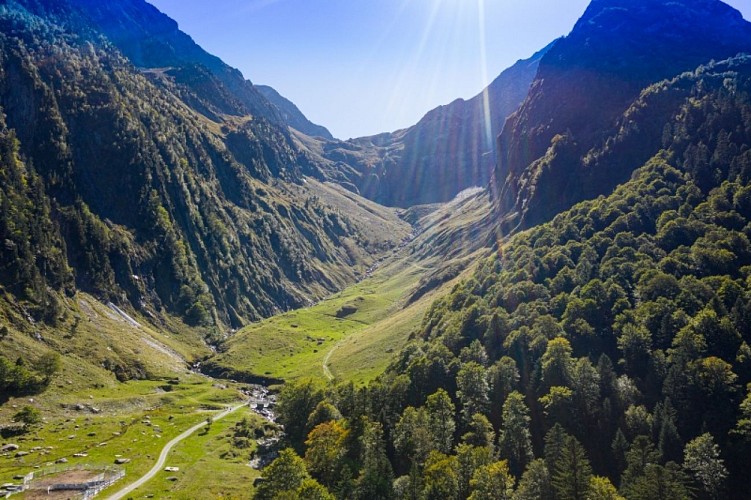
(3, 0, 751, 498)
(0, 0, 396, 336)
(259, 57, 751, 499)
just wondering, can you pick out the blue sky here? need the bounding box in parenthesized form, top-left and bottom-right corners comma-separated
(148, 0, 751, 140)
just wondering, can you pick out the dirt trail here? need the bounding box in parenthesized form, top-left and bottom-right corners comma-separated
(105, 403, 244, 500)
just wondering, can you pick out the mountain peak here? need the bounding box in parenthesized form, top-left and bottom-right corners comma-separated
(494, 0, 751, 230)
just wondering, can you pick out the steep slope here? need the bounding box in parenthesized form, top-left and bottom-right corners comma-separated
(67, 0, 283, 125)
(304, 45, 550, 207)
(256, 85, 333, 140)
(206, 187, 498, 385)
(494, 0, 751, 230)
(0, 0, 409, 333)
(283, 55, 751, 497)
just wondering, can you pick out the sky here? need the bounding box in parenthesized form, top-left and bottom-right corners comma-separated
(148, 0, 751, 140)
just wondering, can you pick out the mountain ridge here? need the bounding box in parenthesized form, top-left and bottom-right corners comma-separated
(302, 43, 553, 207)
(0, 0, 410, 331)
(256, 84, 334, 140)
(493, 0, 751, 231)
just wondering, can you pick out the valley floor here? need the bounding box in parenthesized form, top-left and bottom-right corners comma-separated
(0, 187, 494, 498)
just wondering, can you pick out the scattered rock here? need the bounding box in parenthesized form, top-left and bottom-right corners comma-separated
(73, 453, 88, 458)
(164, 466, 179, 472)
(335, 305, 358, 318)
(166, 476, 178, 482)
(56, 457, 68, 464)
(15, 451, 29, 457)
(1, 444, 19, 452)
(114, 458, 130, 464)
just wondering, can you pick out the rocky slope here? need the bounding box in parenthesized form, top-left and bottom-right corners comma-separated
(302, 44, 551, 207)
(256, 85, 333, 140)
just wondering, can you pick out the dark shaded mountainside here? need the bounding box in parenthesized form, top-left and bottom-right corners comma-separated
(494, 0, 751, 232)
(298, 44, 552, 207)
(0, 0, 409, 331)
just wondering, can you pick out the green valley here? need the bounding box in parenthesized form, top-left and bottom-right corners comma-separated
(3, 0, 751, 498)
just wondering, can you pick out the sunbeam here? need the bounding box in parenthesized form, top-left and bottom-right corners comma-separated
(478, 0, 493, 150)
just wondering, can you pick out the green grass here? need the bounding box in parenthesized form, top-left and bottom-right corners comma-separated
(211, 261, 416, 382)
(210, 190, 496, 385)
(125, 408, 265, 499)
(0, 188, 495, 499)
(0, 376, 245, 493)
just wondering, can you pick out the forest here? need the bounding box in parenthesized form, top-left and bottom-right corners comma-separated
(255, 56, 751, 499)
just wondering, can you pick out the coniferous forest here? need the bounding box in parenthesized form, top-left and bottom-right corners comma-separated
(1, 0, 751, 498)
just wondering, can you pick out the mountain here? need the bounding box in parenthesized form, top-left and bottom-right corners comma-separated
(285, 53, 751, 497)
(0, 0, 409, 330)
(494, 0, 751, 231)
(67, 0, 284, 125)
(256, 85, 334, 140)
(302, 44, 551, 207)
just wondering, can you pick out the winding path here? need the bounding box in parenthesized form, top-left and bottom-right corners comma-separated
(106, 403, 245, 500)
(322, 341, 342, 381)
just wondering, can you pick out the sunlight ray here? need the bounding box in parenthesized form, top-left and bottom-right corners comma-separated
(478, 0, 493, 149)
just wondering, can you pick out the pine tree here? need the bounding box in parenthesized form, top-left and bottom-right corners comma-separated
(514, 459, 553, 500)
(354, 419, 394, 500)
(551, 435, 593, 500)
(426, 388, 456, 454)
(498, 391, 534, 477)
(544, 423, 568, 474)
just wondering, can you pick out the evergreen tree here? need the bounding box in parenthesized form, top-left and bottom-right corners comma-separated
(544, 423, 568, 474)
(551, 435, 593, 500)
(513, 459, 553, 500)
(394, 406, 433, 468)
(620, 435, 661, 494)
(354, 419, 393, 500)
(426, 388, 456, 454)
(457, 361, 490, 425)
(498, 391, 534, 477)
